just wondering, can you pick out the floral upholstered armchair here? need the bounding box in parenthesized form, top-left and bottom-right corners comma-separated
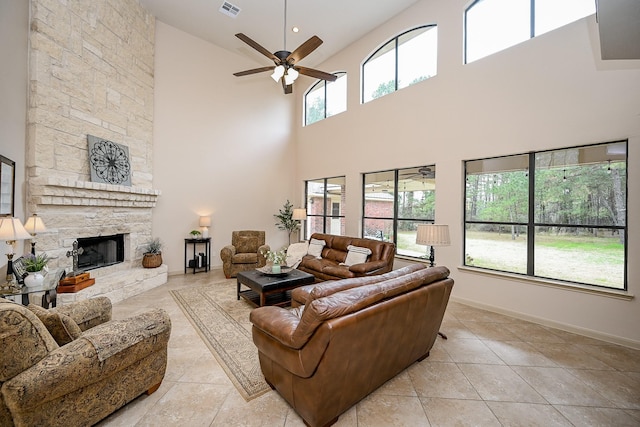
(220, 230, 270, 278)
(0, 297, 171, 427)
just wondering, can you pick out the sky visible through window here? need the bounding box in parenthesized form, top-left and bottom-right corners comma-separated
(466, 0, 595, 63)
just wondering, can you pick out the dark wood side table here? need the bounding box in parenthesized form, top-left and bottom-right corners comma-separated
(184, 238, 211, 274)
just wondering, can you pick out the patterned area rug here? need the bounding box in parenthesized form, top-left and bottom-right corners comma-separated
(170, 280, 270, 401)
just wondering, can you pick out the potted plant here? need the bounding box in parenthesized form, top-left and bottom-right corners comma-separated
(189, 230, 201, 239)
(142, 238, 163, 268)
(22, 252, 49, 287)
(274, 200, 300, 245)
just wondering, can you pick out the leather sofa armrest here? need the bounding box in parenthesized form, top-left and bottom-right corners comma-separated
(249, 306, 300, 347)
(3, 309, 171, 411)
(348, 259, 390, 275)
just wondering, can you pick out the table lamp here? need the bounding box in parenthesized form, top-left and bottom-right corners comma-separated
(24, 213, 47, 255)
(415, 224, 450, 267)
(292, 208, 307, 241)
(199, 216, 211, 239)
(0, 217, 32, 286)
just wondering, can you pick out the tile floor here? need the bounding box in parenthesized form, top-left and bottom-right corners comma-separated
(97, 269, 640, 427)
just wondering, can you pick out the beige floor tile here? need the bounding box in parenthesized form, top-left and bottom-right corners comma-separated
(440, 338, 505, 364)
(96, 380, 175, 427)
(461, 320, 523, 341)
(502, 323, 566, 344)
(486, 401, 572, 426)
(513, 366, 613, 406)
(483, 340, 558, 367)
(438, 317, 478, 340)
(576, 344, 640, 372)
(372, 370, 418, 397)
(567, 369, 640, 410)
(554, 405, 640, 426)
(421, 397, 501, 426)
(459, 363, 546, 403)
(211, 389, 289, 426)
(408, 361, 481, 399)
(357, 395, 429, 427)
(535, 342, 616, 370)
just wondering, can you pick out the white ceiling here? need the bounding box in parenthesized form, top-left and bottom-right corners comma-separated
(139, 0, 421, 67)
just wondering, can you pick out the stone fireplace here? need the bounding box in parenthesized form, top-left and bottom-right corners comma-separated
(77, 234, 125, 270)
(25, 0, 166, 304)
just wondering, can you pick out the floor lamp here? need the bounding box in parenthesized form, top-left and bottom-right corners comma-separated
(415, 224, 450, 267)
(292, 208, 307, 242)
(24, 213, 48, 255)
(0, 217, 32, 289)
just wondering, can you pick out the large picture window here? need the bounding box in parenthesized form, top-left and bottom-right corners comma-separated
(465, 0, 595, 63)
(304, 177, 346, 238)
(362, 25, 437, 103)
(464, 141, 627, 290)
(363, 166, 436, 258)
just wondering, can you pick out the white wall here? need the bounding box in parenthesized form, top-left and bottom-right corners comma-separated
(293, 0, 640, 347)
(152, 22, 298, 274)
(0, 0, 29, 273)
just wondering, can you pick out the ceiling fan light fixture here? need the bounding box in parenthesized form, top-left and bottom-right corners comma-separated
(271, 65, 285, 82)
(284, 67, 299, 85)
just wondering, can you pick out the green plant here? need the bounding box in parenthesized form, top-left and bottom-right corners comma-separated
(23, 253, 48, 272)
(261, 248, 287, 265)
(189, 229, 201, 238)
(145, 238, 162, 254)
(274, 200, 300, 245)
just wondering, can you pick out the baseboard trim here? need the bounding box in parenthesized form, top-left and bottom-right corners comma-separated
(450, 296, 640, 350)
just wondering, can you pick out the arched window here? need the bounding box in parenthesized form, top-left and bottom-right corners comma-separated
(362, 25, 437, 104)
(465, 0, 595, 63)
(304, 72, 347, 126)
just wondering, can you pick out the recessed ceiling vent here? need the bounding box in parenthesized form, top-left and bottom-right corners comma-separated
(219, 1, 241, 18)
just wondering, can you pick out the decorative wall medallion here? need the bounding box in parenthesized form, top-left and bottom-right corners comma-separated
(88, 135, 132, 186)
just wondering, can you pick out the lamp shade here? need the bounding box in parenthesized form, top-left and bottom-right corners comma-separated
(0, 217, 32, 242)
(416, 224, 450, 246)
(271, 65, 285, 82)
(24, 214, 47, 235)
(292, 208, 307, 220)
(199, 216, 211, 227)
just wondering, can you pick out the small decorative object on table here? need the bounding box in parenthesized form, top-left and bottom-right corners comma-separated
(261, 248, 287, 274)
(142, 238, 163, 268)
(22, 252, 49, 288)
(189, 229, 202, 239)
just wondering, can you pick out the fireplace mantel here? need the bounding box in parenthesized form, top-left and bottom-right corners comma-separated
(29, 176, 161, 208)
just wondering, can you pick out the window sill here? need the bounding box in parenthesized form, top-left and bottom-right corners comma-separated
(456, 266, 634, 301)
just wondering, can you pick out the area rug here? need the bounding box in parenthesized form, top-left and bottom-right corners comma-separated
(170, 280, 270, 401)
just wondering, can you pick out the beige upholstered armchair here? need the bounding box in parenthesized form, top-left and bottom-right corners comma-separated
(0, 297, 171, 427)
(220, 230, 270, 278)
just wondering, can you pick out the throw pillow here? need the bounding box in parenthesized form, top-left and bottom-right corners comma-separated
(307, 238, 326, 258)
(341, 245, 372, 266)
(28, 304, 82, 346)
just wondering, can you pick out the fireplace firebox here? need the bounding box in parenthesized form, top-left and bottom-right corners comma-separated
(77, 234, 125, 270)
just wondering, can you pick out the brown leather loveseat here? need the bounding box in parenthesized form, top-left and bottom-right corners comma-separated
(250, 264, 453, 427)
(297, 233, 395, 281)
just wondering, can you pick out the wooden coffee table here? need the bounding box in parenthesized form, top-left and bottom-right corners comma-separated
(236, 268, 315, 307)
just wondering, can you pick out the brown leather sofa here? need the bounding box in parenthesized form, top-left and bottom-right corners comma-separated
(297, 233, 395, 281)
(250, 265, 453, 427)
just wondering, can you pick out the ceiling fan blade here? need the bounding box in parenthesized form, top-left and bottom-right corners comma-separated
(286, 36, 323, 64)
(281, 78, 293, 94)
(296, 66, 337, 82)
(235, 33, 279, 62)
(233, 66, 275, 77)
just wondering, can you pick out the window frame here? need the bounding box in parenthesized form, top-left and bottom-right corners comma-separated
(463, 140, 628, 291)
(362, 165, 436, 259)
(304, 176, 346, 239)
(361, 24, 437, 104)
(303, 71, 347, 126)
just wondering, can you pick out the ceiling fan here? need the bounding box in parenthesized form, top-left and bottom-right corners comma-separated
(400, 166, 436, 180)
(232, 0, 337, 94)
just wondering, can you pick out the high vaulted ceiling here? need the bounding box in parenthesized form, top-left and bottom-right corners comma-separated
(139, 0, 421, 67)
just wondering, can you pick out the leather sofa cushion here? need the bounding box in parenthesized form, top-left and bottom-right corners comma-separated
(290, 266, 449, 348)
